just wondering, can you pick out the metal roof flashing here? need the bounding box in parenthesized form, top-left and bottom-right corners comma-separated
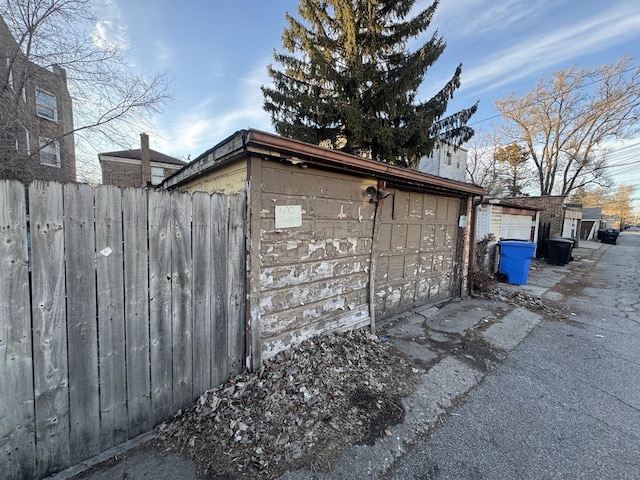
(484, 198, 544, 211)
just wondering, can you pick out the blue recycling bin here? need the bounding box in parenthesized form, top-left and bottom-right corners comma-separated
(497, 240, 537, 285)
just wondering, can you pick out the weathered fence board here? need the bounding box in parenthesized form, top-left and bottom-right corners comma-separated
(95, 186, 128, 450)
(211, 193, 229, 386)
(29, 181, 71, 478)
(63, 183, 100, 463)
(192, 193, 213, 395)
(228, 194, 246, 374)
(148, 189, 175, 425)
(0, 180, 35, 480)
(171, 192, 194, 410)
(122, 188, 152, 437)
(1, 183, 247, 479)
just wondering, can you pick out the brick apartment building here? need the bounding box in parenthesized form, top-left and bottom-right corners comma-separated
(0, 15, 76, 183)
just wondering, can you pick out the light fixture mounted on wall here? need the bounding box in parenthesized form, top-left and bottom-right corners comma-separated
(365, 186, 393, 203)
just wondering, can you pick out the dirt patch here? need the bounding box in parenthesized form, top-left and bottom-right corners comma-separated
(155, 329, 421, 479)
(350, 389, 405, 446)
(452, 336, 506, 373)
(552, 259, 598, 298)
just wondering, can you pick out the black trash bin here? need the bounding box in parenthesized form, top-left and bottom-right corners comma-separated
(599, 228, 620, 245)
(559, 237, 576, 261)
(546, 238, 573, 266)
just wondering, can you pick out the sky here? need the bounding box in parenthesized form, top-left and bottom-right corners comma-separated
(95, 0, 640, 202)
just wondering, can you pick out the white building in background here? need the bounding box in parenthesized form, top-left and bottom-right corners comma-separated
(475, 199, 541, 243)
(474, 198, 541, 272)
(580, 207, 602, 241)
(418, 142, 467, 182)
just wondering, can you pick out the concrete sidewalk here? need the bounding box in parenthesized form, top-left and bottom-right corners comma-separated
(500, 239, 603, 299)
(49, 241, 604, 480)
(376, 240, 604, 366)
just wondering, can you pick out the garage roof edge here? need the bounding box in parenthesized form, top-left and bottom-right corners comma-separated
(163, 129, 488, 196)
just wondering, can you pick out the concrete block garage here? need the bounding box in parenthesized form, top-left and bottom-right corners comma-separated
(163, 129, 486, 370)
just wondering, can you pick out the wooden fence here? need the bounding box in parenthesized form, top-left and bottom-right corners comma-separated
(0, 180, 247, 479)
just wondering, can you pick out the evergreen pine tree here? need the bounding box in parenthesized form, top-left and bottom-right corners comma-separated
(262, 0, 477, 168)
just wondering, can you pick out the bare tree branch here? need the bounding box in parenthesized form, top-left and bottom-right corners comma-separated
(0, 0, 172, 183)
(494, 56, 640, 196)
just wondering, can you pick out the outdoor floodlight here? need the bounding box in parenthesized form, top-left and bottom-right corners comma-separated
(377, 189, 392, 199)
(365, 186, 393, 203)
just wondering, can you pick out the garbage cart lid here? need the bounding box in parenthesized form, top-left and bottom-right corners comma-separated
(498, 240, 536, 247)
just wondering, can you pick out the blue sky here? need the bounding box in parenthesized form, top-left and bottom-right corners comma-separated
(97, 0, 640, 198)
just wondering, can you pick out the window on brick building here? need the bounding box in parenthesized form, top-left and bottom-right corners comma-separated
(151, 166, 164, 185)
(39, 137, 60, 166)
(36, 89, 58, 121)
(16, 124, 31, 155)
(6, 58, 13, 91)
(24, 127, 30, 154)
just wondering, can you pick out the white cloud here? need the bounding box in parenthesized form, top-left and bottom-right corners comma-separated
(432, 0, 555, 37)
(461, 5, 640, 95)
(92, 1, 129, 51)
(152, 59, 273, 157)
(153, 107, 271, 158)
(92, 20, 119, 50)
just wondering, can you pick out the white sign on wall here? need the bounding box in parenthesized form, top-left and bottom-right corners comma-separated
(275, 205, 302, 228)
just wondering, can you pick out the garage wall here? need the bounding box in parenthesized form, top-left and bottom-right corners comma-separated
(562, 207, 582, 240)
(475, 204, 492, 240)
(506, 196, 566, 238)
(374, 190, 461, 318)
(257, 161, 376, 359)
(501, 214, 534, 240)
(180, 161, 247, 195)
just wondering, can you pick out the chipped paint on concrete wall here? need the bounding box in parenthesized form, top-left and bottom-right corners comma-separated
(374, 189, 460, 318)
(258, 162, 376, 359)
(187, 156, 468, 360)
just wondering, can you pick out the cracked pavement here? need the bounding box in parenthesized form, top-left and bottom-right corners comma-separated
(384, 230, 640, 479)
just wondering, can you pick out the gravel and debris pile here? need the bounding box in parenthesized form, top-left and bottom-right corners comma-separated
(156, 329, 421, 479)
(483, 288, 570, 319)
